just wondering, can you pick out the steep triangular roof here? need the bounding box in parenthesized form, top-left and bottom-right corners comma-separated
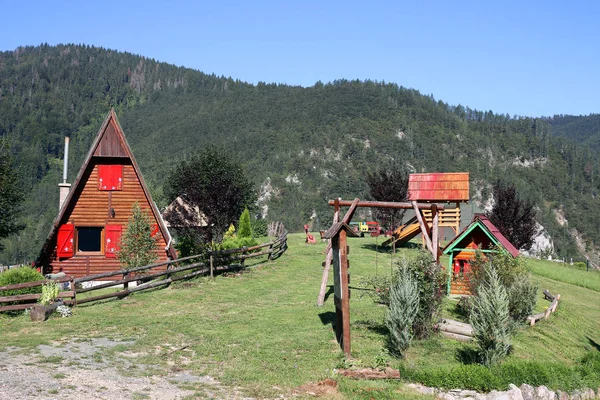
(442, 214, 519, 257)
(39, 109, 176, 260)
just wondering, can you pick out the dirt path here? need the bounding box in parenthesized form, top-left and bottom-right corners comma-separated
(0, 338, 251, 400)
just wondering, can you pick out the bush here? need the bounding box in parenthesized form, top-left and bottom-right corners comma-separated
(401, 352, 600, 392)
(469, 250, 537, 325)
(238, 208, 252, 238)
(470, 267, 512, 367)
(359, 274, 392, 305)
(506, 277, 538, 325)
(250, 218, 268, 238)
(0, 267, 44, 312)
(407, 251, 446, 339)
(386, 261, 419, 357)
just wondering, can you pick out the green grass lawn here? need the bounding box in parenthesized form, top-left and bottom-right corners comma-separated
(1, 233, 599, 398)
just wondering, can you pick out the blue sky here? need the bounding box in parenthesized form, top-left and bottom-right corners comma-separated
(1, 1, 598, 117)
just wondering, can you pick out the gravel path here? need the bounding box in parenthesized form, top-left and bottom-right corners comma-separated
(0, 338, 245, 400)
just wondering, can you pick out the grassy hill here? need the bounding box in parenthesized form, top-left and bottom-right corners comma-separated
(1, 234, 599, 398)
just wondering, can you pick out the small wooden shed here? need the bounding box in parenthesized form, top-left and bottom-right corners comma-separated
(442, 214, 519, 295)
(37, 109, 176, 278)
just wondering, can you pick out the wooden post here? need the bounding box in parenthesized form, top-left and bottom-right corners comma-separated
(412, 201, 435, 257)
(339, 229, 351, 358)
(241, 247, 247, 267)
(431, 204, 439, 264)
(70, 276, 76, 306)
(210, 253, 214, 278)
(317, 201, 341, 306)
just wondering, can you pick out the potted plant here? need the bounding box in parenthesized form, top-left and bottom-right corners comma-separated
(30, 281, 62, 322)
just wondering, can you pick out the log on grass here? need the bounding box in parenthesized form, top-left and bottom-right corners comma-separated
(440, 331, 473, 342)
(439, 319, 473, 337)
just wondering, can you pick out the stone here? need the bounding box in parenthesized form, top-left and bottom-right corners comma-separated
(556, 390, 569, 400)
(570, 390, 582, 400)
(521, 384, 536, 400)
(507, 385, 524, 400)
(582, 389, 596, 400)
(534, 386, 556, 400)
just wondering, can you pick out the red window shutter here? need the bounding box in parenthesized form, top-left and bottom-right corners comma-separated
(57, 224, 74, 258)
(105, 225, 122, 258)
(98, 165, 123, 191)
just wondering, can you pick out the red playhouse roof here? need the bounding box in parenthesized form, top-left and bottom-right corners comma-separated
(442, 214, 520, 258)
(477, 215, 520, 257)
(407, 172, 469, 202)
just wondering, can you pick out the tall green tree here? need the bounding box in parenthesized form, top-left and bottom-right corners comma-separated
(366, 164, 409, 229)
(0, 141, 24, 251)
(165, 146, 256, 246)
(117, 203, 158, 270)
(486, 181, 537, 250)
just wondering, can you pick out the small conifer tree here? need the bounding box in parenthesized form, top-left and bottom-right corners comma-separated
(238, 207, 253, 239)
(117, 203, 158, 270)
(386, 260, 420, 357)
(470, 267, 511, 367)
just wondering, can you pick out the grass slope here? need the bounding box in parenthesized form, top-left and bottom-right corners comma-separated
(1, 233, 599, 398)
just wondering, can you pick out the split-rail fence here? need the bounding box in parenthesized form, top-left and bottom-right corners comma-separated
(0, 232, 287, 313)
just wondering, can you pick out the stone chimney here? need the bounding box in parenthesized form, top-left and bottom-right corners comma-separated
(58, 136, 71, 210)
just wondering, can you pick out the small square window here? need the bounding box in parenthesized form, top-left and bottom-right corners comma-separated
(77, 227, 103, 253)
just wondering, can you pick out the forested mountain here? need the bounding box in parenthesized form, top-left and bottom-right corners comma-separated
(1, 44, 598, 265)
(547, 114, 600, 150)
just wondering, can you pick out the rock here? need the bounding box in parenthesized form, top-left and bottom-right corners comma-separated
(487, 390, 510, 400)
(534, 385, 556, 400)
(582, 389, 596, 400)
(521, 384, 536, 400)
(556, 390, 569, 400)
(570, 390, 582, 400)
(507, 385, 524, 400)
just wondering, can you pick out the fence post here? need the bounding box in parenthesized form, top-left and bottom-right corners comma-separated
(210, 253, 214, 278)
(70, 276, 76, 307)
(268, 242, 274, 261)
(241, 247, 247, 268)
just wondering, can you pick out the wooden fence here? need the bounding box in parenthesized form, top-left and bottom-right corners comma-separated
(0, 231, 287, 313)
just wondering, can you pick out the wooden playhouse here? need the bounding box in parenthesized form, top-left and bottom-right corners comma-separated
(442, 214, 519, 295)
(37, 109, 176, 279)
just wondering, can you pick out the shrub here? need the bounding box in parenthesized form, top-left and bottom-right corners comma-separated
(117, 202, 159, 270)
(470, 267, 511, 367)
(407, 251, 446, 339)
(506, 277, 538, 325)
(0, 267, 44, 312)
(238, 208, 252, 238)
(401, 352, 600, 392)
(0, 267, 44, 297)
(386, 261, 419, 357)
(250, 218, 268, 238)
(359, 274, 392, 305)
(39, 281, 60, 305)
(468, 250, 537, 325)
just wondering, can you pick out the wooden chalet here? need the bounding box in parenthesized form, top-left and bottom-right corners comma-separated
(442, 214, 519, 295)
(37, 109, 177, 279)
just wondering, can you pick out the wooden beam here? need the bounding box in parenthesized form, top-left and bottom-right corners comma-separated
(432, 204, 439, 263)
(328, 200, 445, 210)
(412, 201, 435, 256)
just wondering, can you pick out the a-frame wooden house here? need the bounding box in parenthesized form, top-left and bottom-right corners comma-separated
(37, 109, 177, 278)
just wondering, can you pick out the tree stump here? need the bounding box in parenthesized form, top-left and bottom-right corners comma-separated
(30, 302, 61, 322)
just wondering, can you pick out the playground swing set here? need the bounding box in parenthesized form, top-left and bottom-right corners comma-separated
(317, 172, 471, 357)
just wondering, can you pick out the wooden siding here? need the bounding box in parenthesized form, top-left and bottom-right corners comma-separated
(47, 161, 170, 278)
(93, 121, 128, 158)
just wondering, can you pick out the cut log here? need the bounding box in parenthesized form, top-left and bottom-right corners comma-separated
(30, 301, 62, 322)
(439, 319, 473, 337)
(440, 331, 472, 342)
(543, 289, 555, 302)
